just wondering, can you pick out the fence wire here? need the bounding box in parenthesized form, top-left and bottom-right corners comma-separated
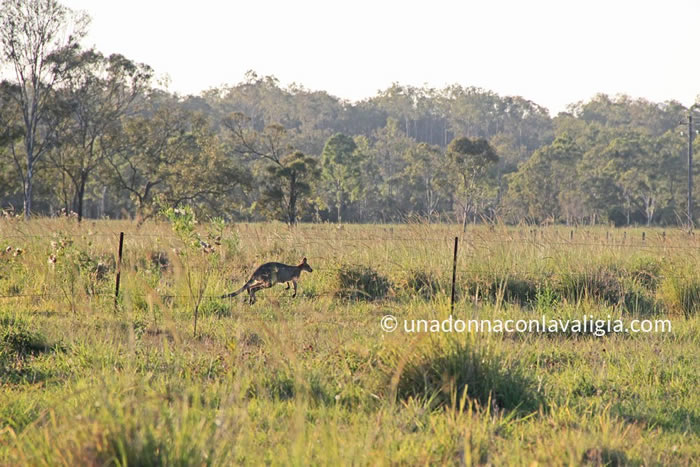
(0, 228, 698, 301)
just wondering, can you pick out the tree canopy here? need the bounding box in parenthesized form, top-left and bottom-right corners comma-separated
(1, 1, 698, 227)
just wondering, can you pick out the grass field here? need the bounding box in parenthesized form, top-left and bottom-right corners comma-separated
(0, 218, 698, 465)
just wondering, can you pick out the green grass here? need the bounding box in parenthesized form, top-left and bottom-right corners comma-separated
(0, 219, 698, 465)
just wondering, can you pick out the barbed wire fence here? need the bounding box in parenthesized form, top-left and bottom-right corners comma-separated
(0, 227, 698, 303)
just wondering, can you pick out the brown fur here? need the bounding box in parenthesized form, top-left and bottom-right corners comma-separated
(221, 257, 313, 304)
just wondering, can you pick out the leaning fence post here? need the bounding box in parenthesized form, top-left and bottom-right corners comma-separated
(114, 232, 124, 309)
(451, 236, 458, 313)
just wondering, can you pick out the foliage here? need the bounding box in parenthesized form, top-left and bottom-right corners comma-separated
(161, 205, 220, 335)
(0, 2, 698, 226)
(321, 133, 362, 224)
(258, 151, 320, 224)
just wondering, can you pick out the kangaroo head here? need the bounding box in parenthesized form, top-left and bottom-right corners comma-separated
(299, 257, 313, 273)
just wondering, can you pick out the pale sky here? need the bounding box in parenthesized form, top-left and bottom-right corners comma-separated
(62, 0, 700, 115)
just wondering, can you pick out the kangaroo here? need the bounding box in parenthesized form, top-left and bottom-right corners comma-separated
(221, 257, 313, 304)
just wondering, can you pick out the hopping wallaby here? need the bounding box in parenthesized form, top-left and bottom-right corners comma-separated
(221, 257, 313, 304)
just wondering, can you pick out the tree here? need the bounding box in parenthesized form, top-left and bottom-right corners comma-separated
(0, 82, 24, 204)
(369, 118, 413, 209)
(400, 143, 450, 218)
(349, 135, 384, 222)
(447, 136, 498, 230)
(48, 49, 152, 221)
(222, 111, 290, 165)
(321, 133, 360, 224)
(0, 0, 89, 219)
(258, 151, 319, 224)
(107, 100, 247, 218)
(505, 134, 582, 224)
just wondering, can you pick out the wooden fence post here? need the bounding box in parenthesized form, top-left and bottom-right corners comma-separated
(451, 236, 458, 313)
(114, 232, 124, 309)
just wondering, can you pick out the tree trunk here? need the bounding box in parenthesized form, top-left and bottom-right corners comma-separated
(287, 175, 297, 225)
(336, 183, 342, 225)
(23, 168, 33, 221)
(77, 174, 87, 222)
(99, 186, 107, 218)
(24, 138, 34, 220)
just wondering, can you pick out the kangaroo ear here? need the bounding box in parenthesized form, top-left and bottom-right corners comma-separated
(302, 257, 307, 263)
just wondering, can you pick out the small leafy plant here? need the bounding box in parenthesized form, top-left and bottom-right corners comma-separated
(161, 205, 221, 336)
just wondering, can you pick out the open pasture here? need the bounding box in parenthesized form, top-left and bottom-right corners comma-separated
(0, 219, 698, 465)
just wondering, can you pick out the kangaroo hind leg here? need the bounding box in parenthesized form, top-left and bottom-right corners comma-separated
(247, 281, 270, 304)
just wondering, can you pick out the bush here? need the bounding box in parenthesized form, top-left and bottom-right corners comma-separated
(334, 264, 391, 301)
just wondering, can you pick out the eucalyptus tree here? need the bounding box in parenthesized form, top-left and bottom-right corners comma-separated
(321, 133, 361, 224)
(447, 136, 498, 229)
(0, 0, 89, 218)
(48, 49, 152, 221)
(107, 100, 247, 218)
(505, 134, 582, 224)
(400, 143, 450, 219)
(258, 151, 320, 224)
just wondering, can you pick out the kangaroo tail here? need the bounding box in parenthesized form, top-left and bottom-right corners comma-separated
(221, 279, 254, 299)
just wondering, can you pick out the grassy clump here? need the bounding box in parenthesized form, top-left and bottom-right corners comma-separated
(198, 298, 231, 318)
(335, 264, 392, 301)
(627, 256, 662, 290)
(581, 447, 628, 466)
(660, 270, 700, 317)
(621, 288, 660, 315)
(392, 337, 542, 413)
(462, 273, 539, 306)
(1, 324, 53, 358)
(557, 265, 625, 305)
(402, 269, 443, 299)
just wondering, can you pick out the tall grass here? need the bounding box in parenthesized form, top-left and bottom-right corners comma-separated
(0, 219, 698, 464)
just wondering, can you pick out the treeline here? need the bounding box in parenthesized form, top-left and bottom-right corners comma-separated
(0, 0, 697, 226)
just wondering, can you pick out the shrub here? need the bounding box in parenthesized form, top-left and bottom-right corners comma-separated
(334, 264, 391, 301)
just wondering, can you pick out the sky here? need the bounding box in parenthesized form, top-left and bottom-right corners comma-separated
(62, 0, 700, 115)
